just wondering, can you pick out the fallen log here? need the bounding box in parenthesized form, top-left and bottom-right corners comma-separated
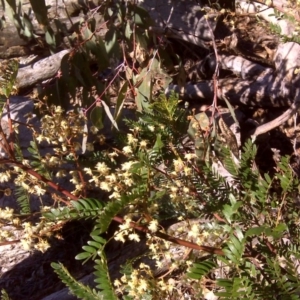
(167, 42, 300, 107)
(0, 0, 88, 58)
(16, 50, 70, 89)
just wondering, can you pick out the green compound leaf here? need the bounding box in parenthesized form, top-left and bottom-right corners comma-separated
(0, 59, 19, 98)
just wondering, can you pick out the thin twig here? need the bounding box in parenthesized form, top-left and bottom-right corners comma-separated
(113, 215, 225, 255)
(5, 97, 16, 160)
(0, 158, 74, 204)
(205, 17, 220, 114)
(250, 100, 300, 140)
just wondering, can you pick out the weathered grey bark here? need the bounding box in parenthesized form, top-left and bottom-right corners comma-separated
(14, 41, 300, 105)
(168, 42, 300, 107)
(2, 0, 298, 108)
(0, 0, 216, 59)
(141, 0, 217, 48)
(16, 49, 70, 89)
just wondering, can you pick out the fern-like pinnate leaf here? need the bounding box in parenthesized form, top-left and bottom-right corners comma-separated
(222, 234, 245, 265)
(93, 258, 117, 299)
(239, 140, 259, 190)
(0, 59, 19, 99)
(93, 193, 136, 235)
(216, 277, 255, 300)
(43, 198, 105, 221)
(276, 156, 297, 193)
(27, 140, 51, 180)
(15, 186, 31, 214)
(217, 145, 239, 177)
(187, 259, 216, 280)
(51, 262, 114, 300)
(75, 231, 117, 299)
(1, 289, 11, 300)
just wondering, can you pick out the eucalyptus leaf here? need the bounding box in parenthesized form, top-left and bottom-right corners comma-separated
(130, 5, 152, 27)
(90, 106, 104, 130)
(105, 28, 119, 58)
(29, 0, 49, 26)
(86, 38, 109, 70)
(135, 67, 152, 112)
(114, 81, 128, 121)
(101, 100, 119, 131)
(45, 28, 56, 49)
(5, 0, 17, 12)
(125, 22, 133, 40)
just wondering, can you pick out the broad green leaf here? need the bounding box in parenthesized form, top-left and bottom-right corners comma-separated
(222, 204, 233, 224)
(90, 106, 104, 130)
(45, 28, 57, 50)
(21, 14, 35, 38)
(114, 81, 128, 121)
(91, 235, 106, 244)
(105, 28, 119, 58)
(86, 38, 109, 70)
(87, 241, 102, 249)
(115, 2, 125, 23)
(153, 134, 163, 151)
(274, 222, 287, 232)
(29, 0, 49, 27)
(125, 22, 133, 40)
(131, 5, 152, 27)
(136, 29, 149, 52)
(223, 96, 240, 129)
(234, 226, 244, 241)
(135, 67, 152, 112)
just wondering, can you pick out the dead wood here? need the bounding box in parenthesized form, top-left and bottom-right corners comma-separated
(141, 0, 217, 48)
(250, 100, 300, 139)
(168, 42, 300, 107)
(16, 50, 70, 89)
(0, 0, 216, 59)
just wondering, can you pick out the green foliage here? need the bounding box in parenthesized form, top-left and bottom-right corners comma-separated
(216, 277, 255, 300)
(0, 289, 11, 300)
(51, 262, 117, 300)
(27, 139, 51, 180)
(0, 58, 18, 99)
(261, 5, 300, 44)
(75, 235, 117, 298)
(187, 259, 216, 280)
(222, 229, 245, 265)
(2, 0, 171, 126)
(2, 1, 300, 299)
(2, 84, 300, 299)
(43, 198, 105, 221)
(13, 142, 31, 214)
(15, 185, 31, 214)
